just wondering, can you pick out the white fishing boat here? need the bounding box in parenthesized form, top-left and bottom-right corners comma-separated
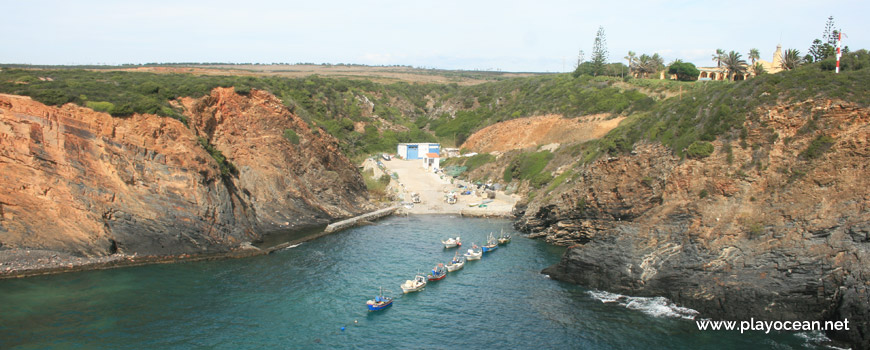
(464, 243, 482, 260)
(400, 274, 427, 293)
(441, 236, 462, 248)
(446, 253, 466, 272)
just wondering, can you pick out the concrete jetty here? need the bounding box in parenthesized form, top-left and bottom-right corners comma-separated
(324, 206, 399, 233)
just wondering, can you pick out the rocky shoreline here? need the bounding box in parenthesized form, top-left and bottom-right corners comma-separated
(516, 100, 870, 348)
(0, 245, 268, 279)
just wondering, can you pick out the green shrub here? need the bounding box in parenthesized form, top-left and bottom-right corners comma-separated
(686, 141, 714, 159)
(546, 171, 573, 192)
(699, 189, 709, 198)
(283, 129, 300, 144)
(197, 137, 236, 177)
(504, 151, 554, 182)
(530, 172, 553, 189)
(463, 153, 495, 172)
(748, 222, 764, 238)
(800, 135, 835, 160)
(85, 101, 115, 113)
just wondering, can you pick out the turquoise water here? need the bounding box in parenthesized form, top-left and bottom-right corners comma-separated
(0, 216, 832, 349)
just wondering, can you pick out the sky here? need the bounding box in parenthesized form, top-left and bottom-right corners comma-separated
(2, 0, 867, 72)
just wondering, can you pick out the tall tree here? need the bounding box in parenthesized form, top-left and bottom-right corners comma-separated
(748, 48, 760, 65)
(712, 49, 726, 67)
(624, 51, 637, 76)
(781, 48, 804, 70)
(590, 26, 609, 76)
(807, 16, 846, 62)
(721, 51, 748, 80)
(650, 53, 665, 76)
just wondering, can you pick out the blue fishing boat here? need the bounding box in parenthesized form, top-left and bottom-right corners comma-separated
(366, 287, 393, 311)
(481, 232, 498, 253)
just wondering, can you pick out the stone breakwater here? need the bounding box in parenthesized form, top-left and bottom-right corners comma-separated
(516, 100, 870, 348)
(0, 89, 370, 272)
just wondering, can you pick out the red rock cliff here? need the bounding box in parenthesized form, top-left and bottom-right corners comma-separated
(0, 88, 369, 257)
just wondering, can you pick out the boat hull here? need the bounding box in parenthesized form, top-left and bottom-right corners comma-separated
(367, 300, 393, 311)
(446, 262, 465, 272)
(482, 244, 498, 252)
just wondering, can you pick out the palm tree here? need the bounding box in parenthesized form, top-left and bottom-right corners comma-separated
(752, 62, 766, 76)
(780, 49, 804, 70)
(748, 48, 760, 65)
(636, 54, 652, 78)
(721, 51, 748, 80)
(712, 49, 726, 67)
(624, 51, 637, 77)
(650, 53, 665, 78)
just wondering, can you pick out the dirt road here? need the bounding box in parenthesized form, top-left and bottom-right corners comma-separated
(381, 159, 517, 216)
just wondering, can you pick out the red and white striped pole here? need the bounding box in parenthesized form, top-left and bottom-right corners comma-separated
(836, 30, 843, 73)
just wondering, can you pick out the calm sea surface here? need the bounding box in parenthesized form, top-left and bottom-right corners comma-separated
(0, 216, 833, 349)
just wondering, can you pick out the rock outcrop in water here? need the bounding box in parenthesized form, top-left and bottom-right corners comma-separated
(0, 88, 369, 260)
(515, 99, 870, 347)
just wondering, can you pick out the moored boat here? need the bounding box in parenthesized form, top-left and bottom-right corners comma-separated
(498, 229, 511, 244)
(427, 263, 447, 281)
(441, 236, 462, 249)
(464, 243, 482, 260)
(401, 274, 427, 293)
(446, 253, 466, 272)
(482, 232, 498, 252)
(366, 287, 394, 311)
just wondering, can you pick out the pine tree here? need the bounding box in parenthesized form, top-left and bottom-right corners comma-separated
(590, 26, 608, 76)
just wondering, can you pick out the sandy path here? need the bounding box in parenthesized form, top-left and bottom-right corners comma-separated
(381, 159, 517, 216)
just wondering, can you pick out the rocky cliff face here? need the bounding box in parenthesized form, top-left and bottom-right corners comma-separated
(515, 99, 870, 347)
(0, 88, 369, 258)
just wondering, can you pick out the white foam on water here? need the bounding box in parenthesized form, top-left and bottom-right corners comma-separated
(588, 290, 699, 320)
(795, 331, 851, 350)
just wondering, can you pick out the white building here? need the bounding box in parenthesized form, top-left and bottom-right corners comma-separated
(422, 152, 440, 172)
(396, 143, 440, 160)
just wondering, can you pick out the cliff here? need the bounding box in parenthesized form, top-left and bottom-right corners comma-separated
(0, 88, 369, 261)
(515, 99, 870, 347)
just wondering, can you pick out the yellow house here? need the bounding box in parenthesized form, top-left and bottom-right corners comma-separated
(697, 45, 784, 81)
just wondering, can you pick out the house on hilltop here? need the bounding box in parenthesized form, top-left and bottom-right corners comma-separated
(697, 45, 784, 81)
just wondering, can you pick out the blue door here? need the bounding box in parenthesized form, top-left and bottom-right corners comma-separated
(429, 144, 440, 155)
(407, 145, 419, 159)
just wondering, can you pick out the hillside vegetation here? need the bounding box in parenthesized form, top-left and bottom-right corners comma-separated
(0, 68, 674, 159)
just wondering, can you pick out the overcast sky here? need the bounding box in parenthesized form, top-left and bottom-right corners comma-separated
(2, 0, 866, 72)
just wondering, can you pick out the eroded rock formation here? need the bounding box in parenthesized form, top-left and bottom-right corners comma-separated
(515, 100, 870, 347)
(0, 88, 369, 258)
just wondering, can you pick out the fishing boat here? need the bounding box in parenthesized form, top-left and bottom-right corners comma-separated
(427, 263, 447, 281)
(498, 229, 511, 244)
(482, 232, 499, 253)
(441, 236, 462, 248)
(446, 253, 466, 272)
(366, 287, 393, 311)
(464, 243, 482, 260)
(401, 274, 427, 293)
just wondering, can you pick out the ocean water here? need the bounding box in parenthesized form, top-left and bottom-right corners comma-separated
(0, 216, 837, 349)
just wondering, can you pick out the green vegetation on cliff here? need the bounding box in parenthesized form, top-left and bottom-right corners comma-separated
(583, 60, 870, 160)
